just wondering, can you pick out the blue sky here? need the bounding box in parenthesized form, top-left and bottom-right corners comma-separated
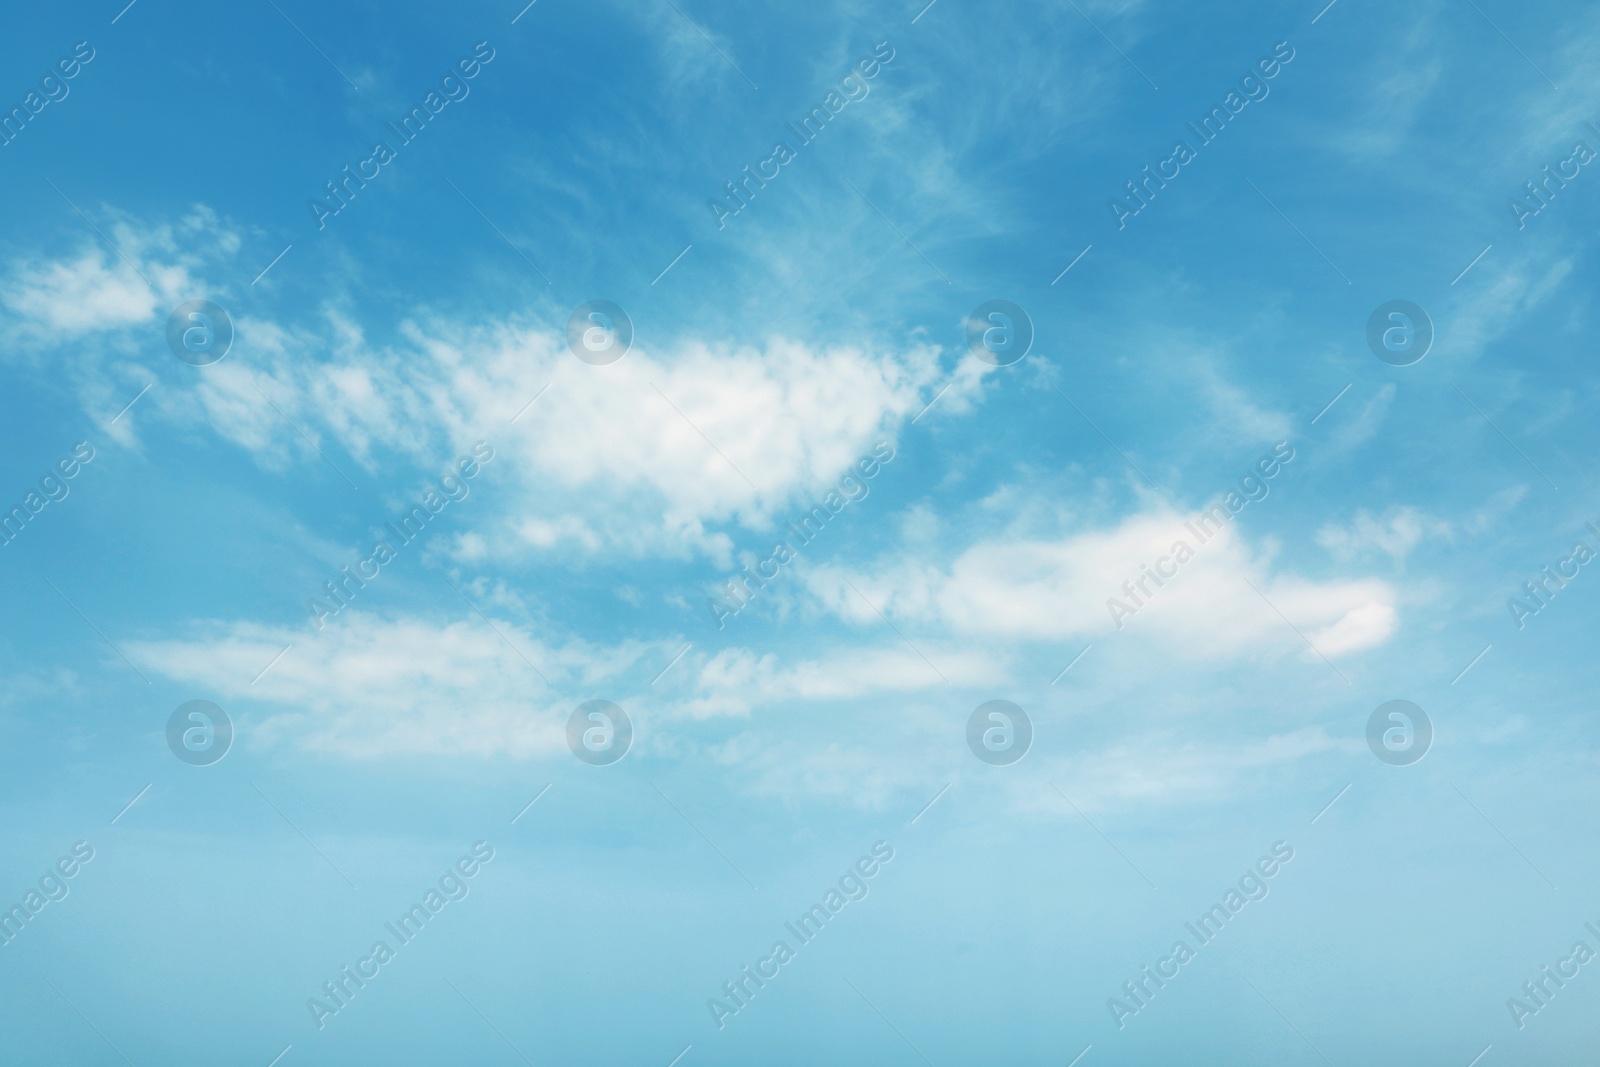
(3, 0, 1600, 1063)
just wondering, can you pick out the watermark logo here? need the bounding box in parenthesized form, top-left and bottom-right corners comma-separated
(709, 42, 895, 230)
(1107, 41, 1296, 229)
(1366, 699, 1431, 766)
(0, 41, 96, 150)
(566, 301, 633, 365)
(1108, 841, 1294, 1029)
(707, 442, 895, 630)
(1107, 441, 1294, 630)
(567, 699, 632, 765)
(1507, 525, 1598, 630)
(967, 700, 1032, 765)
(0, 841, 94, 948)
(166, 300, 234, 366)
(309, 42, 497, 231)
(1509, 138, 1596, 230)
(305, 443, 493, 632)
(166, 699, 233, 766)
(0, 439, 95, 549)
(1507, 925, 1600, 1030)
(307, 841, 495, 1029)
(966, 300, 1033, 366)
(1365, 300, 1432, 367)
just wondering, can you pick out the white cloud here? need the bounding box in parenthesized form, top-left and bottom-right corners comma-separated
(126, 613, 650, 760)
(710, 714, 1356, 815)
(1196, 359, 1293, 445)
(1445, 251, 1575, 363)
(123, 602, 1367, 821)
(708, 730, 942, 812)
(1465, 484, 1530, 535)
(1, 209, 973, 562)
(1328, 383, 1394, 452)
(1326, 11, 1444, 164)
(805, 504, 1398, 661)
(219, 319, 953, 561)
(1032, 725, 1355, 814)
(626, 0, 756, 95)
(5, 250, 161, 336)
(1316, 507, 1452, 562)
(675, 644, 1001, 720)
(0, 206, 239, 344)
(0, 206, 979, 563)
(125, 605, 998, 759)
